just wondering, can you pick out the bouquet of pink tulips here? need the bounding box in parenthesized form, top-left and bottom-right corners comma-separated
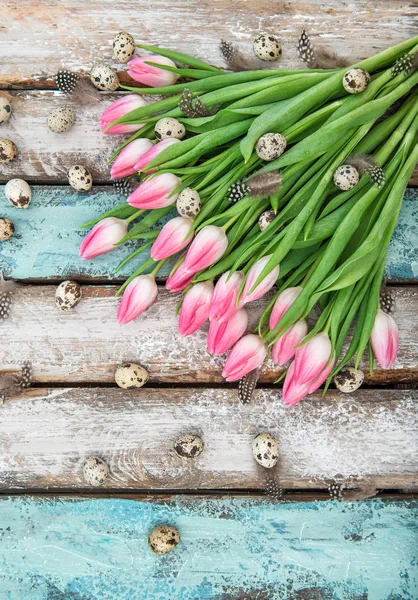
(80, 34, 418, 405)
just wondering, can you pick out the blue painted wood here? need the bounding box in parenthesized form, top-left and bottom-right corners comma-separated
(0, 186, 417, 281)
(0, 497, 416, 599)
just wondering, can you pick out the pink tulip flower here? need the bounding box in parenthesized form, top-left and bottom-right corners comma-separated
(127, 173, 181, 209)
(165, 262, 194, 292)
(110, 139, 154, 179)
(269, 287, 303, 330)
(134, 138, 181, 174)
(292, 332, 332, 386)
(239, 255, 280, 307)
(271, 319, 308, 366)
(100, 95, 148, 135)
(127, 55, 179, 87)
(209, 271, 244, 323)
(178, 282, 214, 337)
(207, 309, 248, 355)
(117, 274, 158, 325)
(184, 226, 228, 274)
(151, 217, 194, 261)
(282, 354, 335, 407)
(79, 217, 127, 260)
(222, 334, 267, 382)
(370, 309, 399, 368)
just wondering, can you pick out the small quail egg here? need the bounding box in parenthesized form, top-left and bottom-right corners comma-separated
(83, 456, 110, 486)
(149, 525, 180, 554)
(333, 164, 360, 190)
(252, 432, 279, 469)
(115, 362, 149, 389)
(67, 165, 93, 191)
(113, 31, 135, 64)
(47, 105, 74, 133)
(4, 179, 31, 209)
(155, 117, 186, 141)
(0, 217, 14, 241)
(0, 97, 12, 125)
(174, 434, 204, 459)
(334, 367, 364, 393)
(258, 209, 276, 232)
(343, 68, 370, 94)
(55, 280, 82, 311)
(253, 33, 282, 62)
(256, 133, 287, 161)
(176, 188, 201, 218)
(0, 138, 18, 163)
(90, 63, 119, 91)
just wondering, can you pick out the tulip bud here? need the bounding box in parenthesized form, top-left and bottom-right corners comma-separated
(269, 287, 303, 330)
(222, 334, 266, 382)
(134, 138, 180, 174)
(127, 55, 179, 87)
(79, 217, 127, 260)
(178, 282, 214, 337)
(117, 274, 158, 325)
(127, 173, 181, 209)
(282, 353, 335, 407)
(271, 319, 308, 366)
(100, 94, 148, 135)
(209, 271, 244, 323)
(151, 217, 194, 261)
(370, 309, 399, 368)
(292, 332, 332, 385)
(110, 139, 154, 179)
(239, 255, 280, 307)
(184, 226, 228, 274)
(207, 309, 248, 355)
(165, 262, 194, 292)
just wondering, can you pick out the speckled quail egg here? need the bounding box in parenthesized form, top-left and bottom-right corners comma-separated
(55, 280, 82, 311)
(333, 164, 360, 191)
(174, 434, 204, 459)
(0, 97, 12, 125)
(334, 367, 364, 393)
(90, 63, 119, 91)
(149, 525, 180, 554)
(253, 33, 282, 62)
(115, 362, 149, 389)
(67, 165, 93, 191)
(47, 105, 74, 133)
(0, 217, 14, 241)
(252, 432, 279, 469)
(155, 117, 186, 141)
(343, 68, 370, 94)
(0, 138, 18, 163)
(176, 188, 201, 218)
(113, 31, 135, 63)
(83, 456, 110, 486)
(258, 209, 276, 232)
(4, 179, 31, 209)
(256, 133, 287, 161)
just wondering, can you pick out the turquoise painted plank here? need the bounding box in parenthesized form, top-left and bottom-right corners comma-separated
(0, 186, 417, 281)
(0, 497, 416, 600)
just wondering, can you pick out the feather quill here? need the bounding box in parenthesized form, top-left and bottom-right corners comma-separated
(0, 374, 21, 399)
(179, 88, 212, 118)
(71, 78, 101, 106)
(220, 40, 262, 72)
(347, 154, 385, 187)
(247, 172, 283, 197)
(238, 368, 259, 403)
(297, 29, 349, 69)
(344, 480, 377, 501)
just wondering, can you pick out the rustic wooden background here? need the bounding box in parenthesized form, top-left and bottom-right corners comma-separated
(0, 1, 417, 598)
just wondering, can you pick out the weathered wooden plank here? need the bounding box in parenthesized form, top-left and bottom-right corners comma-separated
(1, 186, 417, 282)
(0, 0, 417, 88)
(0, 387, 416, 490)
(1, 286, 416, 384)
(0, 497, 417, 600)
(1, 90, 418, 185)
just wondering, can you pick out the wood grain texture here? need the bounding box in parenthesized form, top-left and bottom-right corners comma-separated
(0, 387, 417, 491)
(0, 0, 417, 88)
(1, 186, 417, 282)
(1, 285, 416, 384)
(1, 497, 417, 600)
(1, 89, 418, 184)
